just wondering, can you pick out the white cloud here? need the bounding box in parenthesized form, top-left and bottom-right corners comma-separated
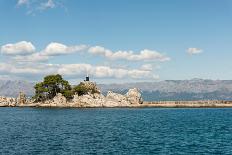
(187, 48, 203, 55)
(42, 42, 88, 56)
(1, 41, 36, 55)
(17, 0, 29, 6)
(39, 0, 55, 10)
(13, 53, 50, 62)
(0, 63, 55, 75)
(0, 41, 166, 81)
(89, 46, 170, 61)
(1, 42, 88, 62)
(16, 0, 65, 15)
(128, 69, 159, 79)
(57, 64, 92, 76)
(57, 64, 158, 79)
(140, 64, 153, 71)
(0, 62, 158, 80)
(1, 41, 170, 62)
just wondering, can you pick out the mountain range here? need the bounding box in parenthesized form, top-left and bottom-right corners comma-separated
(0, 80, 34, 98)
(1, 79, 232, 101)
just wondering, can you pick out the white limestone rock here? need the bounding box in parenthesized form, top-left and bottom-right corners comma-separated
(17, 92, 27, 105)
(77, 93, 104, 107)
(0, 96, 16, 107)
(105, 91, 130, 107)
(0, 86, 143, 107)
(126, 88, 143, 104)
(51, 93, 67, 107)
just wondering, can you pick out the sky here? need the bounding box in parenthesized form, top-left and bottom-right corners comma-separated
(0, 0, 232, 83)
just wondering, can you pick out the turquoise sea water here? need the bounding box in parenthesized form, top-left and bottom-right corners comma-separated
(0, 108, 232, 154)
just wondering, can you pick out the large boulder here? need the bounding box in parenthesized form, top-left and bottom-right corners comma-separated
(52, 93, 67, 106)
(105, 91, 130, 107)
(76, 93, 105, 107)
(78, 94, 96, 107)
(126, 88, 143, 104)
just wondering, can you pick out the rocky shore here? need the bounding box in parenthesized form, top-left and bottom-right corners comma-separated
(0, 88, 144, 108)
(1, 79, 232, 108)
(1, 91, 232, 108)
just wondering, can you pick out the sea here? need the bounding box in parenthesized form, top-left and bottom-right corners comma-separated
(0, 108, 232, 154)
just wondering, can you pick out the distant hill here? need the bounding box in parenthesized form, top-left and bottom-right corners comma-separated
(1, 79, 232, 101)
(0, 80, 34, 97)
(98, 79, 232, 101)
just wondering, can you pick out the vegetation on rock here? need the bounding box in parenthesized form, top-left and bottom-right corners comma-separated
(33, 74, 72, 101)
(33, 74, 100, 102)
(73, 83, 89, 96)
(73, 82, 100, 96)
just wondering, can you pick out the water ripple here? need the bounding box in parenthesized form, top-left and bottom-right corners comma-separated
(1, 108, 232, 154)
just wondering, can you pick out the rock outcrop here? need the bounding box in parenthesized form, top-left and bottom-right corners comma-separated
(17, 92, 27, 105)
(76, 93, 104, 107)
(52, 93, 67, 106)
(33, 88, 143, 107)
(72, 88, 143, 107)
(0, 92, 28, 107)
(0, 82, 143, 107)
(0, 96, 16, 107)
(104, 91, 131, 107)
(80, 81, 101, 94)
(126, 88, 143, 104)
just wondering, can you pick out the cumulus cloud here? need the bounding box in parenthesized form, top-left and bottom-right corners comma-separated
(140, 64, 153, 71)
(1, 41, 35, 55)
(1, 41, 170, 62)
(187, 48, 203, 55)
(13, 53, 50, 62)
(1, 41, 88, 62)
(0, 41, 167, 81)
(0, 62, 158, 80)
(42, 42, 88, 56)
(0, 63, 56, 75)
(56, 64, 158, 79)
(89, 46, 170, 61)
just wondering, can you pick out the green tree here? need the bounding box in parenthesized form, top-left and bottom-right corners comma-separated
(73, 82, 99, 96)
(33, 74, 73, 101)
(73, 83, 89, 96)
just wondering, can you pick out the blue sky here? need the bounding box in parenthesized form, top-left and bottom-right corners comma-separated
(0, 0, 232, 83)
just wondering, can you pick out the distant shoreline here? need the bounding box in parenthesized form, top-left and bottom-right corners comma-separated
(142, 100, 232, 108)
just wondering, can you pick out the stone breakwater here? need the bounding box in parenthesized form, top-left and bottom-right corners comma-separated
(0, 88, 143, 108)
(143, 100, 232, 108)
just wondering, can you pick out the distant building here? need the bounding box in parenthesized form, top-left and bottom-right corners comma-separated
(81, 75, 101, 94)
(85, 75, 89, 81)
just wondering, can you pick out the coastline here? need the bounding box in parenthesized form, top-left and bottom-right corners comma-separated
(1, 100, 232, 108)
(142, 101, 232, 108)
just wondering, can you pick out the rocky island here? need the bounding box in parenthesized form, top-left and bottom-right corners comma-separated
(1, 74, 232, 108)
(0, 74, 143, 107)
